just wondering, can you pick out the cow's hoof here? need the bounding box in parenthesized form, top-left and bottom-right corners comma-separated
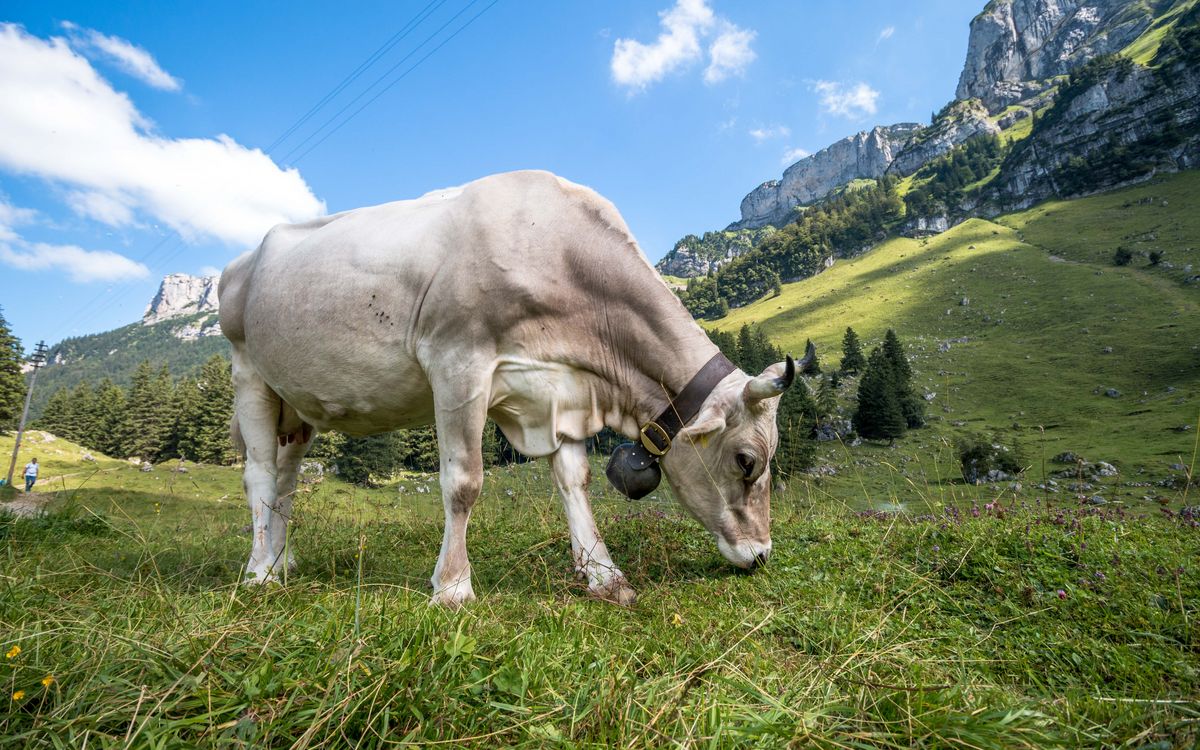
(430, 584, 476, 609)
(242, 570, 280, 586)
(591, 578, 638, 607)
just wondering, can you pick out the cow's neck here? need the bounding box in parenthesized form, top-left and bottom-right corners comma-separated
(607, 293, 724, 433)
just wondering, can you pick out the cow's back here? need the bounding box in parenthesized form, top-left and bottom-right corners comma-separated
(220, 170, 684, 436)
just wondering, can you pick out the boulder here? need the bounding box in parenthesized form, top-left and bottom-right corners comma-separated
(1093, 461, 1119, 477)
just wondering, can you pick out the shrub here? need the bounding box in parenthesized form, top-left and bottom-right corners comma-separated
(1113, 247, 1133, 266)
(957, 435, 1024, 484)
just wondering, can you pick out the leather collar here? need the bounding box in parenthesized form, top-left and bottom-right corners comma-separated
(632, 351, 736, 462)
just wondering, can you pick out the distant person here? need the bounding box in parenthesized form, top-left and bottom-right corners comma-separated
(23, 458, 38, 493)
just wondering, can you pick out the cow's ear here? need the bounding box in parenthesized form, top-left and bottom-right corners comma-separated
(677, 415, 725, 445)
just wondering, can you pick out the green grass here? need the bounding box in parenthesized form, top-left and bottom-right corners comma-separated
(3, 173, 1200, 746)
(1120, 0, 1199, 65)
(1, 432, 1197, 748)
(660, 274, 689, 290)
(711, 171, 1200, 502)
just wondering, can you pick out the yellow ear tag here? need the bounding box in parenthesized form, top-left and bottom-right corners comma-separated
(697, 434, 709, 448)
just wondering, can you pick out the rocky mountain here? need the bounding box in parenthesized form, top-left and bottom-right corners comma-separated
(957, 0, 1158, 111)
(731, 124, 923, 229)
(885, 100, 1001, 177)
(142, 273, 223, 341)
(657, 226, 777, 277)
(657, 0, 1198, 280)
(28, 274, 231, 416)
(989, 49, 1200, 212)
(143, 273, 221, 332)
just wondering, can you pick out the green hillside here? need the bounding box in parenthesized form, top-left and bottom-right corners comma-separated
(710, 171, 1200, 498)
(31, 313, 229, 417)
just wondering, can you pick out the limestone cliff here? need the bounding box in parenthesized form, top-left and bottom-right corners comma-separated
(956, 0, 1159, 112)
(731, 124, 922, 229)
(989, 56, 1200, 212)
(142, 273, 220, 326)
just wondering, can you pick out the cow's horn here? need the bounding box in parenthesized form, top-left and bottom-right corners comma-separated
(744, 353, 796, 402)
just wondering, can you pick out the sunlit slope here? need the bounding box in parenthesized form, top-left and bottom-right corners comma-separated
(711, 172, 1200, 470)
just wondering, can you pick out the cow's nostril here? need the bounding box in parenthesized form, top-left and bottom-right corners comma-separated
(753, 550, 770, 568)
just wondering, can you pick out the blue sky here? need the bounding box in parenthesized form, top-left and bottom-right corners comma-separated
(0, 1, 979, 351)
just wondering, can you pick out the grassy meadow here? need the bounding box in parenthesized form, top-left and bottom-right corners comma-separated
(2, 173, 1199, 747)
(1, 423, 1197, 748)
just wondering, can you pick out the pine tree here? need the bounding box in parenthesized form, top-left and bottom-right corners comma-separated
(801, 338, 821, 375)
(0, 307, 24, 431)
(397, 427, 439, 472)
(169, 377, 202, 460)
(853, 347, 906, 441)
(881, 329, 924, 428)
(64, 381, 96, 446)
(121, 361, 175, 462)
(816, 376, 838, 423)
(92, 378, 127, 457)
(337, 432, 404, 486)
(751, 327, 783, 372)
(37, 387, 73, 437)
(840, 327, 866, 374)
(736, 325, 756, 371)
(189, 355, 235, 464)
(774, 384, 818, 478)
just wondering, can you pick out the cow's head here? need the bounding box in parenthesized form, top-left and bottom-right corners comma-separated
(659, 354, 800, 569)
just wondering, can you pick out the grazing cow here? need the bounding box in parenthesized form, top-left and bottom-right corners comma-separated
(219, 170, 801, 606)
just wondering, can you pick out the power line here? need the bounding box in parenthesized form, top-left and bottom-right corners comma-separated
(282, 0, 498, 165)
(39, 1, 503, 347)
(264, 0, 451, 154)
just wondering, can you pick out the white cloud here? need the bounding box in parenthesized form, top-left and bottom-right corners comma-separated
(0, 196, 146, 282)
(749, 124, 790, 143)
(0, 240, 148, 282)
(704, 25, 756, 83)
(781, 147, 810, 165)
(61, 21, 181, 91)
(877, 26, 895, 43)
(611, 1, 755, 91)
(0, 199, 37, 240)
(66, 189, 137, 227)
(813, 80, 880, 119)
(199, 265, 221, 277)
(0, 24, 324, 249)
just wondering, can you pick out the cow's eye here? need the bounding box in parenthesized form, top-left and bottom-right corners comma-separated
(736, 453, 755, 479)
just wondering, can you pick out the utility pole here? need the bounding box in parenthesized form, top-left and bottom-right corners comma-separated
(6, 341, 48, 490)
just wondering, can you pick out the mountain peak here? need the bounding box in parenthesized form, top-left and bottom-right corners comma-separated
(143, 273, 220, 326)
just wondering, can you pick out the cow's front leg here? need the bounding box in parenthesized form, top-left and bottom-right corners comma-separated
(430, 391, 487, 608)
(550, 441, 636, 606)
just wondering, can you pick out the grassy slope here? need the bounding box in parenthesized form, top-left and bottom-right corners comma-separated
(712, 171, 1200, 504)
(1121, 0, 1199, 65)
(1, 432, 1197, 748)
(31, 314, 230, 417)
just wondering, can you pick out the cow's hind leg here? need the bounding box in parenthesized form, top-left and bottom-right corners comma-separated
(270, 404, 313, 572)
(270, 426, 312, 573)
(232, 349, 287, 584)
(430, 385, 488, 608)
(550, 440, 636, 606)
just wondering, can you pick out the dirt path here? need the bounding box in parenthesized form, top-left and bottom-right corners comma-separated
(1, 492, 50, 518)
